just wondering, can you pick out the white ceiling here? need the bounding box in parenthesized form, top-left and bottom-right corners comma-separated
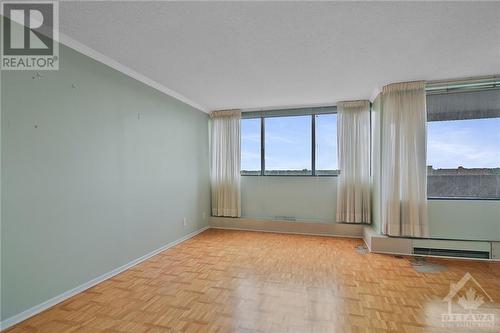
(60, 1, 500, 112)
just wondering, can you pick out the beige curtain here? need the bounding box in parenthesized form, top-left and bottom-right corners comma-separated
(381, 81, 429, 237)
(210, 110, 241, 217)
(336, 100, 371, 223)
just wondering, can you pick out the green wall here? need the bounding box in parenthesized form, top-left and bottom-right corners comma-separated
(241, 176, 337, 222)
(1, 44, 210, 320)
(428, 200, 500, 241)
(241, 177, 499, 242)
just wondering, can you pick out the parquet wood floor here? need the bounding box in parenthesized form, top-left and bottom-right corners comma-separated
(4, 229, 500, 332)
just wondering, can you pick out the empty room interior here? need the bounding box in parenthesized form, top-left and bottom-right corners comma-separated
(1, 1, 500, 332)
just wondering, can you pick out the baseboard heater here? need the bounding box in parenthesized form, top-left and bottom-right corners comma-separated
(412, 239, 492, 259)
(413, 247, 490, 259)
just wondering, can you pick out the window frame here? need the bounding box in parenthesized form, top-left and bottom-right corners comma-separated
(426, 117, 500, 201)
(425, 88, 500, 201)
(314, 113, 342, 177)
(240, 109, 340, 177)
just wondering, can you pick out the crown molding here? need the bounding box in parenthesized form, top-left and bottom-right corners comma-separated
(59, 32, 209, 113)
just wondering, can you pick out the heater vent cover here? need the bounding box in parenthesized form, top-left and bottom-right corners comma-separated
(413, 247, 490, 259)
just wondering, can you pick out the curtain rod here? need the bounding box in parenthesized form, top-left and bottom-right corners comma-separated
(426, 75, 500, 92)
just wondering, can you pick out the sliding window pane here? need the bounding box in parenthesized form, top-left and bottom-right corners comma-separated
(241, 118, 261, 175)
(265, 116, 311, 175)
(315, 114, 339, 175)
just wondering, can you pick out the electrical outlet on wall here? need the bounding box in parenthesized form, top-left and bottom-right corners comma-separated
(183, 217, 187, 226)
(202, 212, 206, 220)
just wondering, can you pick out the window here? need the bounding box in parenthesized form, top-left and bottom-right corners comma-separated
(241, 118, 261, 175)
(427, 90, 500, 199)
(265, 116, 312, 175)
(240, 108, 339, 176)
(315, 114, 339, 175)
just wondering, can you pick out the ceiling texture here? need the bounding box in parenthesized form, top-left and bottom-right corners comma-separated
(60, 1, 500, 112)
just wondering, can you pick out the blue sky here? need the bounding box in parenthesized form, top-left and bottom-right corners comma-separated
(428, 118, 500, 169)
(242, 116, 500, 171)
(241, 118, 261, 171)
(265, 116, 311, 171)
(241, 115, 338, 171)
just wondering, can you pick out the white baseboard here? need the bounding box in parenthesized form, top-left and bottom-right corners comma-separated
(209, 217, 364, 239)
(210, 226, 363, 239)
(0, 226, 209, 331)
